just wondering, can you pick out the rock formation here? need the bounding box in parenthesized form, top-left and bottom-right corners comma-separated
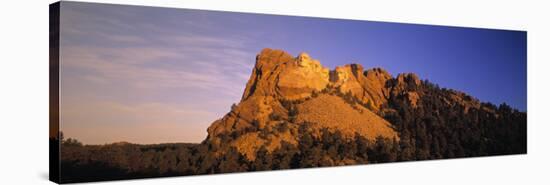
(59, 48, 526, 181)
(206, 48, 413, 160)
(204, 48, 512, 161)
(241, 48, 330, 101)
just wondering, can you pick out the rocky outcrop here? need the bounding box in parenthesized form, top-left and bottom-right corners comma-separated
(206, 48, 413, 160)
(332, 64, 366, 98)
(207, 49, 334, 159)
(276, 52, 330, 100)
(240, 49, 398, 110)
(218, 47, 523, 163)
(241, 48, 294, 100)
(362, 68, 393, 108)
(241, 49, 330, 101)
(392, 73, 421, 95)
(59, 48, 526, 179)
(383, 73, 423, 108)
(444, 89, 482, 114)
(331, 64, 393, 111)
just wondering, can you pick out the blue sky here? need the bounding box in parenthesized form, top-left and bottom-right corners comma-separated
(59, 2, 526, 144)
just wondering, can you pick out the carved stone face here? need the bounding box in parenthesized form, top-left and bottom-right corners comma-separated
(275, 52, 330, 100)
(297, 52, 311, 68)
(335, 67, 349, 83)
(295, 53, 328, 78)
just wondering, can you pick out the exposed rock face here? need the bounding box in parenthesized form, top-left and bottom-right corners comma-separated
(241, 49, 330, 101)
(392, 73, 421, 95)
(332, 64, 365, 96)
(208, 49, 334, 159)
(331, 64, 393, 111)
(277, 52, 330, 100)
(363, 68, 393, 109)
(206, 48, 416, 160)
(59, 48, 527, 179)
(240, 49, 396, 109)
(387, 73, 423, 108)
(445, 89, 481, 113)
(241, 48, 294, 100)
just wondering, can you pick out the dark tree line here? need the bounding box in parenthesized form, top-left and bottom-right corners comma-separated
(59, 140, 213, 183)
(59, 123, 401, 183)
(382, 80, 526, 161)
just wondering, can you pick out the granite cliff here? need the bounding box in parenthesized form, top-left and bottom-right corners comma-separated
(204, 48, 478, 160)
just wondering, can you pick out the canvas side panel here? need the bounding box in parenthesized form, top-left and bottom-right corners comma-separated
(49, 2, 61, 184)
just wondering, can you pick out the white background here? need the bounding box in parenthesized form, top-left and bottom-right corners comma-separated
(1, 0, 548, 184)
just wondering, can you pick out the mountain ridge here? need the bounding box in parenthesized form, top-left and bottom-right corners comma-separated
(58, 48, 526, 182)
(204, 48, 492, 160)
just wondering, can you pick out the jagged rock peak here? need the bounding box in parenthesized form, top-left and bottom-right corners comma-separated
(242, 48, 330, 101)
(396, 73, 421, 86)
(364, 67, 392, 79)
(207, 48, 408, 160)
(243, 48, 411, 111)
(256, 48, 293, 63)
(241, 49, 294, 100)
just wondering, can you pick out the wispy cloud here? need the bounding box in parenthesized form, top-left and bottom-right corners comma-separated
(61, 44, 251, 97)
(59, 3, 258, 144)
